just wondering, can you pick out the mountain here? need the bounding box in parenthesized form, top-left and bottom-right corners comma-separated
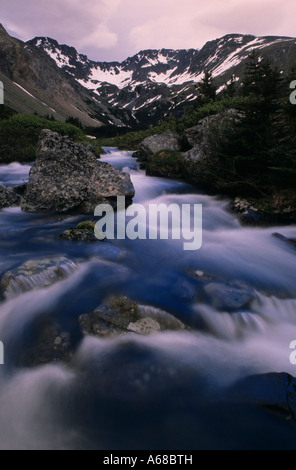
(0, 24, 135, 128)
(28, 33, 296, 127)
(1, 23, 296, 130)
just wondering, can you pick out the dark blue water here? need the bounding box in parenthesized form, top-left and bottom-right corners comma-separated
(0, 149, 296, 449)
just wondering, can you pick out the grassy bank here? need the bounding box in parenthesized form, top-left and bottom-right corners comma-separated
(0, 113, 100, 163)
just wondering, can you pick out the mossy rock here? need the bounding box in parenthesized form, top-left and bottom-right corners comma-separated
(77, 220, 95, 233)
(60, 220, 102, 242)
(60, 228, 98, 242)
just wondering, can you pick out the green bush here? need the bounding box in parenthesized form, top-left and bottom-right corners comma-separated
(183, 96, 252, 128)
(0, 114, 87, 163)
(145, 150, 185, 178)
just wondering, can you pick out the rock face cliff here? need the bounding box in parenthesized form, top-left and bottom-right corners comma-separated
(0, 24, 134, 128)
(22, 130, 135, 213)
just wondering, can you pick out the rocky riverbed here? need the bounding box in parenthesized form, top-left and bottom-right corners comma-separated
(0, 147, 295, 449)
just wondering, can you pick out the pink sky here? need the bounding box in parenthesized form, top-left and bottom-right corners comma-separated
(2, 0, 296, 61)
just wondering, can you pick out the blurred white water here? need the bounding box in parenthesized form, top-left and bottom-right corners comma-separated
(0, 148, 295, 449)
(0, 162, 32, 186)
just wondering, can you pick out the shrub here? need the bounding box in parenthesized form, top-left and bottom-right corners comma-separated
(0, 114, 86, 163)
(145, 150, 185, 177)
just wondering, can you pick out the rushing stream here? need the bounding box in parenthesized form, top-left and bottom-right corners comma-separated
(0, 148, 296, 449)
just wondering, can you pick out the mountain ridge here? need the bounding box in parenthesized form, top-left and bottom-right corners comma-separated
(1, 24, 296, 130)
(0, 23, 136, 128)
(28, 32, 296, 127)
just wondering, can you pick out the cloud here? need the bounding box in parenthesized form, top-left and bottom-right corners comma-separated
(128, 0, 296, 53)
(129, 2, 218, 51)
(195, 0, 289, 35)
(2, 0, 120, 50)
(2, 0, 296, 61)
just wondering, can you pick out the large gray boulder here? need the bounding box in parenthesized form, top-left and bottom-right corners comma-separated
(139, 129, 181, 161)
(0, 186, 21, 209)
(183, 109, 241, 182)
(22, 130, 135, 213)
(184, 108, 240, 149)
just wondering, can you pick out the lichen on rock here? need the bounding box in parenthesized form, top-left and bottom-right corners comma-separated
(79, 296, 188, 338)
(0, 185, 21, 209)
(22, 129, 135, 213)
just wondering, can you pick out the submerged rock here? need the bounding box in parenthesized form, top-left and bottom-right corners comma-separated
(22, 130, 135, 213)
(139, 130, 181, 161)
(60, 220, 101, 242)
(273, 232, 296, 250)
(185, 268, 216, 283)
(21, 318, 72, 367)
(0, 185, 21, 209)
(128, 317, 161, 335)
(1, 257, 78, 299)
(227, 373, 296, 420)
(204, 282, 255, 311)
(60, 228, 98, 242)
(79, 296, 187, 338)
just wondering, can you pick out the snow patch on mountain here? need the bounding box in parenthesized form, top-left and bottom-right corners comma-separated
(26, 33, 296, 128)
(90, 66, 132, 87)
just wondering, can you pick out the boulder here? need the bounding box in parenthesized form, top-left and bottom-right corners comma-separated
(183, 109, 240, 184)
(184, 108, 240, 149)
(0, 185, 21, 209)
(79, 296, 188, 338)
(1, 257, 78, 299)
(22, 130, 135, 213)
(10, 184, 27, 197)
(227, 373, 296, 420)
(139, 130, 181, 161)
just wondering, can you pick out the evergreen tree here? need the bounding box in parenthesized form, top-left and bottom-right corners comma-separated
(219, 52, 283, 179)
(197, 69, 217, 105)
(267, 64, 296, 179)
(223, 74, 237, 98)
(66, 116, 83, 129)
